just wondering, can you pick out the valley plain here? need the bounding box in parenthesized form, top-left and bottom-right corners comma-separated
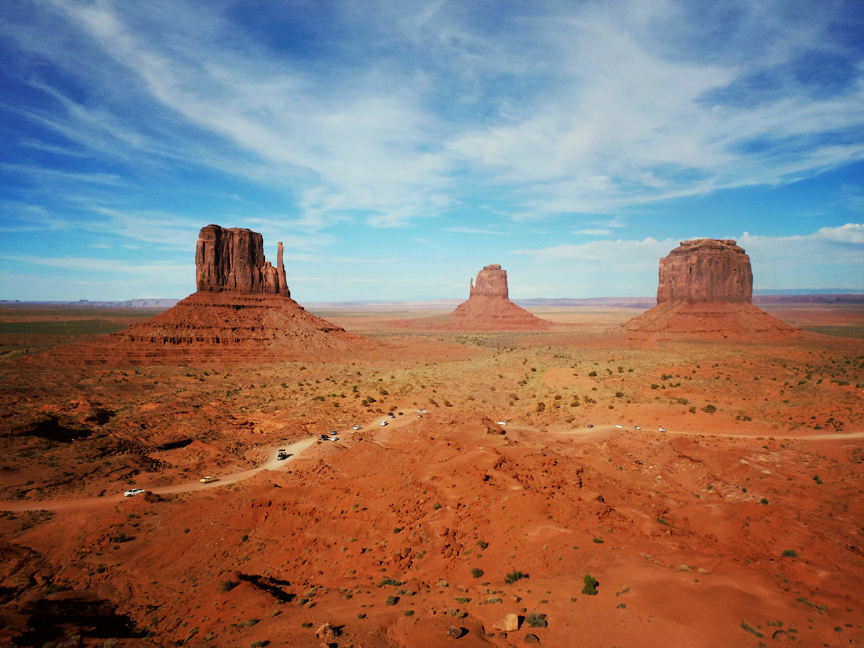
(1, 301, 863, 648)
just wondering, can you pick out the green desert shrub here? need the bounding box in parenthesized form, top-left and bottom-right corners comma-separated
(526, 612, 548, 628)
(504, 570, 526, 585)
(582, 573, 599, 596)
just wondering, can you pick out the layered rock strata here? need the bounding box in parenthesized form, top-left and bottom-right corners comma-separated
(470, 264, 509, 299)
(624, 239, 797, 339)
(196, 224, 290, 296)
(657, 239, 752, 303)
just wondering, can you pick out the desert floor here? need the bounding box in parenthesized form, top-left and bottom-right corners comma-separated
(0, 302, 863, 648)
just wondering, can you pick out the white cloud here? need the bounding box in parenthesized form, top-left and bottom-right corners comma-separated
(445, 226, 509, 235)
(0, 253, 190, 276)
(814, 223, 864, 245)
(574, 229, 612, 236)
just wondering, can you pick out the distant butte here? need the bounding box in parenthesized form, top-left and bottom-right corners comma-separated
(396, 264, 552, 331)
(624, 239, 799, 339)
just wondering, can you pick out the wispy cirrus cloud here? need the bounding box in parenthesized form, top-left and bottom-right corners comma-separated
(0, 253, 189, 276)
(445, 226, 510, 235)
(1, 0, 862, 300)
(5, 0, 861, 227)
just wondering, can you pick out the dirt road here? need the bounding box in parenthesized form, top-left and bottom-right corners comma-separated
(0, 437, 317, 513)
(2, 410, 859, 513)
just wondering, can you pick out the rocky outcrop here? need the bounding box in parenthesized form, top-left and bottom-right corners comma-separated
(195, 224, 290, 297)
(39, 225, 371, 365)
(624, 239, 797, 339)
(470, 264, 509, 299)
(393, 264, 552, 331)
(657, 239, 752, 303)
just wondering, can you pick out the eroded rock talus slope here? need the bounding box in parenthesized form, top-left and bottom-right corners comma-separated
(625, 239, 798, 339)
(397, 264, 552, 331)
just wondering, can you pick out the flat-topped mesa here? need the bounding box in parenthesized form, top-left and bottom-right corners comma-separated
(469, 264, 508, 299)
(195, 224, 290, 297)
(657, 238, 752, 304)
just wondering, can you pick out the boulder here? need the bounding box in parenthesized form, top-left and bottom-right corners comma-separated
(493, 612, 520, 631)
(195, 224, 290, 296)
(657, 239, 752, 304)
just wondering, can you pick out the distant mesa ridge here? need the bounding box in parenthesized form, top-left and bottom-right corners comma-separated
(196, 224, 290, 297)
(624, 238, 799, 339)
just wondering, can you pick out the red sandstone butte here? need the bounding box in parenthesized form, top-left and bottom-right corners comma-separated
(395, 264, 552, 331)
(196, 224, 290, 297)
(625, 239, 798, 339)
(657, 238, 752, 303)
(470, 263, 509, 299)
(34, 225, 369, 365)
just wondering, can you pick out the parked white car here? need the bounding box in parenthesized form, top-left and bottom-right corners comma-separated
(353, 425, 361, 430)
(615, 425, 623, 429)
(658, 427, 666, 432)
(380, 421, 388, 426)
(497, 421, 507, 426)
(124, 488, 145, 497)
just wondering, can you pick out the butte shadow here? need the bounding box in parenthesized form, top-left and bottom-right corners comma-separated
(27, 225, 373, 366)
(392, 264, 553, 331)
(622, 238, 800, 340)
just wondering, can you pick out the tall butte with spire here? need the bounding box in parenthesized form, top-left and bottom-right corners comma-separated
(623, 238, 798, 339)
(84, 224, 367, 364)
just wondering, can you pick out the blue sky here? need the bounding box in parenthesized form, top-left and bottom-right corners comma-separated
(1, 0, 862, 302)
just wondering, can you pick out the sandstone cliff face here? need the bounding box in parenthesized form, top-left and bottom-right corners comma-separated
(624, 238, 797, 339)
(657, 239, 752, 304)
(195, 224, 290, 297)
(469, 264, 509, 299)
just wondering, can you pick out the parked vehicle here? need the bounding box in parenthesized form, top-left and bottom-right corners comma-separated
(329, 436, 339, 441)
(635, 426, 641, 430)
(199, 476, 218, 484)
(497, 421, 507, 426)
(353, 425, 362, 430)
(380, 421, 388, 426)
(658, 428, 666, 432)
(587, 425, 594, 429)
(615, 425, 623, 429)
(277, 451, 288, 460)
(124, 488, 145, 497)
